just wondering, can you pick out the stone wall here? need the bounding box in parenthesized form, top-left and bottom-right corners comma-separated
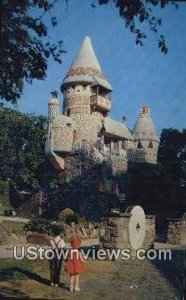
(10, 152, 128, 219)
(63, 85, 91, 116)
(108, 156, 128, 176)
(100, 213, 156, 250)
(166, 218, 186, 246)
(143, 215, 156, 249)
(61, 222, 106, 241)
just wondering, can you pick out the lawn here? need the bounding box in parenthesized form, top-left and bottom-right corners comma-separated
(0, 249, 184, 299)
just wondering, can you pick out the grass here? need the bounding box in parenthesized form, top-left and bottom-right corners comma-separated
(0, 250, 184, 299)
(1, 220, 25, 235)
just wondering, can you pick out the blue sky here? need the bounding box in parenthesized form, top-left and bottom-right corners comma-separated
(10, 1, 186, 133)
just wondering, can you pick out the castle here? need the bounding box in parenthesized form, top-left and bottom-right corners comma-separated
(45, 36, 159, 173)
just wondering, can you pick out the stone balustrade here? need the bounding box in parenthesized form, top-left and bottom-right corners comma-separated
(90, 95, 111, 112)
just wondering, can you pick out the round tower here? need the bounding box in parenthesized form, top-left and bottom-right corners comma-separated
(48, 97, 59, 118)
(61, 36, 112, 119)
(133, 106, 160, 164)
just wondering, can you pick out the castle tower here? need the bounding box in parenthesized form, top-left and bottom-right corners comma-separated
(48, 96, 59, 118)
(133, 106, 160, 164)
(61, 36, 112, 119)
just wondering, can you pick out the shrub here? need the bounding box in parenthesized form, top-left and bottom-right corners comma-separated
(65, 213, 79, 225)
(24, 218, 63, 235)
(58, 208, 74, 222)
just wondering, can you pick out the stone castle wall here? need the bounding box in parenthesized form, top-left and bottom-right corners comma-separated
(166, 218, 186, 246)
(100, 213, 156, 250)
(63, 85, 91, 116)
(52, 116, 75, 152)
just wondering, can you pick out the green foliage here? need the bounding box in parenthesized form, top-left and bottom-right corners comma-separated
(58, 208, 74, 222)
(58, 208, 79, 225)
(2, 220, 25, 235)
(0, 180, 11, 210)
(24, 218, 64, 235)
(0, 106, 47, 190)
(0, 180, 8, 195)
(0, 0, 65, 103)
(132, 128, 186, 212)
(95, 0, 179, 54)
(0, 0, 179, 103)
(65, 213, 79, 225)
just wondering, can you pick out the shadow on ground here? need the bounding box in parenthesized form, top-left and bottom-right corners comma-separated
(0, 286, 29, 299)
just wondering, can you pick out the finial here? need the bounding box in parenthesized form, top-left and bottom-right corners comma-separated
(140, 106, 150, 115)
(51, 91, 58, 98)
(122, 115, 127, 124)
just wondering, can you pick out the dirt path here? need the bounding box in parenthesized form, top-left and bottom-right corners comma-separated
(0, 239, 99, 258)
(0, 216, 30, 223)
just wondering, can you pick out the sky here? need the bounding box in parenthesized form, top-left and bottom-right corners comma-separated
(7, 0, 186, 134)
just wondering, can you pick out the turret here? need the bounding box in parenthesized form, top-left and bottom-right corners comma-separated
(61, 36, 112, 119)
(48, 93, 60, 118)
(133, 106, 159, 164)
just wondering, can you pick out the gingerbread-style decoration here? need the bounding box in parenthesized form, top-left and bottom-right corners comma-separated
(65, 67, 105, 80)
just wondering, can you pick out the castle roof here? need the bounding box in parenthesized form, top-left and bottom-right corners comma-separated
(133, 106, 159, 142)
(48, 97, 59, 106)
(104, 117, 134, 140)
(61, 36, 112, 91)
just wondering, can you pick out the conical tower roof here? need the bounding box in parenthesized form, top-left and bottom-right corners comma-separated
(133, 106, 159, 142)
(61, 36, 112, 91)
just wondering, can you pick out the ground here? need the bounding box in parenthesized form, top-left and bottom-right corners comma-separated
(0, 249, 184, 300)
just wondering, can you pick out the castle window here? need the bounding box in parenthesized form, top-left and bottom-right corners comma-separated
(148, 141, 153, 149)
(121, 141, 126, 150)
(67, 123, 71, 128)
(137, 141, 143, 149)
(73, 130, 77, 141)
(67, 108, 70, 116)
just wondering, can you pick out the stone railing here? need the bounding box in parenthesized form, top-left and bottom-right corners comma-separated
(90, 95, 111, 112)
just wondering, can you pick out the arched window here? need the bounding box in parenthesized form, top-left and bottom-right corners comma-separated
(67, 108, 70, 116)
(137, 141, 143, 149)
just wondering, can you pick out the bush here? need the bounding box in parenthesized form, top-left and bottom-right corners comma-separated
(58, 208, 80, 225)
(58, 208, 74, 222)
(0, 181, 8, 195)
(24, 218, 63, 235)
(65, 213, 79, 225)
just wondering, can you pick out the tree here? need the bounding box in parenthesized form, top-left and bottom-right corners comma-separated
(94, 0, 178, 53)
(0, 104, 47, 190)
(0, 0, 179, 104)
(0, 0, 65, 103)
(132, 128, 186, 213)
(158, 128, 186, 210)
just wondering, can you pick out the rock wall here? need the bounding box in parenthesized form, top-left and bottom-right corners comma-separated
(100, 213, 156, 250)
(143, 215, 156, 249)
(166, 218, 186, 246)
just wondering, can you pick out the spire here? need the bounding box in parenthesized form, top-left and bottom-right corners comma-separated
(133, 106, 159, 142)
(48, 95, 59, 118)
(61, 36, 112, 91)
